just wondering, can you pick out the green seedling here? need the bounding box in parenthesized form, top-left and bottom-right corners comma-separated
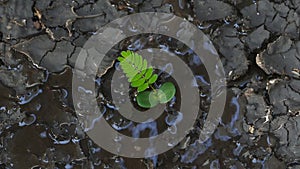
(117, 50, 176, 108)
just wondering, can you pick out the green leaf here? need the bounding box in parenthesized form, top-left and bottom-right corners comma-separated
(131, 77, 146, 87)
(117, 50, 159, 92)
(127, 54, 134, 63)
(123, 67, 138, 78)
(132, 54, 137, 64)
(121, 65, 132, 73)
(141, 68, 147, 76)
(136, 82, 176, 108)
(157, 82, 176, 103)
(120, 61, 130, 69)
(117, 57, 124, 62)
(144, 67, 153, 79)
(148, 74, 158, 84)
(136, 91, 159, 108)
(136, 54, 143, 70)
(131, 73, 143, 82)
(137, 83, 149, 92)
(128, 71, 139, 82)
(121, 50, 130, 57)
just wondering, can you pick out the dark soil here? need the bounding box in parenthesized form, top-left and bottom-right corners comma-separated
(0, 0, 299, 168)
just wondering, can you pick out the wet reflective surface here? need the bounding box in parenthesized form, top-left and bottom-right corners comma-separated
(0, 0, 300, 168)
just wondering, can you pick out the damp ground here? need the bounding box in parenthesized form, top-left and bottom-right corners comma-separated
(0, 0, 300, 168)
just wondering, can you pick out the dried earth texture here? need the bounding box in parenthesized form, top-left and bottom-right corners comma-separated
(0, 0, 300, 168)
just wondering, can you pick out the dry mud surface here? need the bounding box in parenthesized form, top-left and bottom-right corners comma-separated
(0, 0, 300, 168)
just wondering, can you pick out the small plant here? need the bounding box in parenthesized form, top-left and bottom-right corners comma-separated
(117, 50, 176, 108)
(117, 50, 158, 92)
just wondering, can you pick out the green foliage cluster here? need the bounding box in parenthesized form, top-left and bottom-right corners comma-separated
(136, 82, 176, 108)
(117, 50, 158, 92)
(117, 50, 176, 108)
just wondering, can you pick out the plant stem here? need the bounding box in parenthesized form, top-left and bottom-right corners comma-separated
(150, 85, 157, 93)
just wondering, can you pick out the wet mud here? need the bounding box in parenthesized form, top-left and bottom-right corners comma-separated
(0, 0, 300, 168)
